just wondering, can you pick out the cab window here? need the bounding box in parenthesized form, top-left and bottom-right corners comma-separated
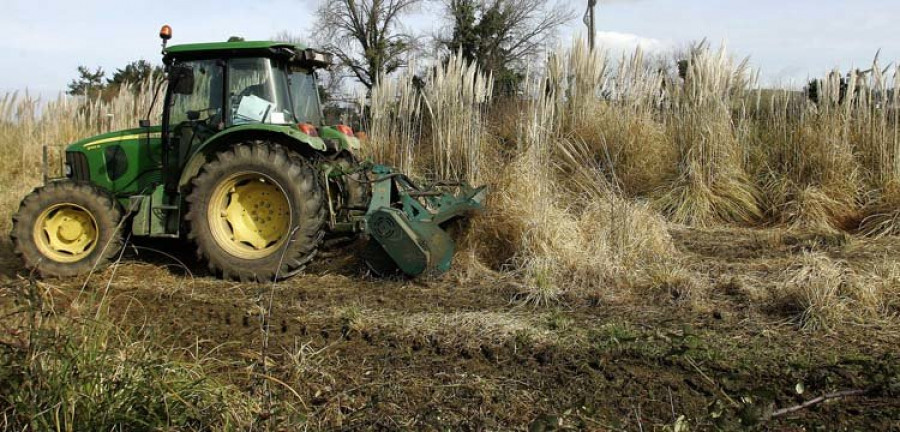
(168, 59, 224, 128)
(290, 69, 323, 125)
(228, 58, 295, 125)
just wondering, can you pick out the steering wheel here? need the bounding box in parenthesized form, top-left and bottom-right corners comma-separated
(187, 107, 218, 121)
(183, 107, 223, 136)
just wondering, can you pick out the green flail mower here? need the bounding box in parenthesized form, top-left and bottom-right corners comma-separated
(10, 26, 486, 281)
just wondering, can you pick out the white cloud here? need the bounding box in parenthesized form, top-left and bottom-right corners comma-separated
(594, 31, 672, 56)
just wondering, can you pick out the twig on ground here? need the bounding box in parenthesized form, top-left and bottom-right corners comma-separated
(668, 386, 677, 423)
(764, 388, 870, 421)
(686, 356, 739, 407)
(634, 404, 644, 432)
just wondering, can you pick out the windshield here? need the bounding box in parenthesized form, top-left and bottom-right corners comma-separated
(228, 58, 295, 125)
(290, 69, 323, 125)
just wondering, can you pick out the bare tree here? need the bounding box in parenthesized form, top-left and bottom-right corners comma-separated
(438, 0, 574, 91)
(313, 0, 424, 90)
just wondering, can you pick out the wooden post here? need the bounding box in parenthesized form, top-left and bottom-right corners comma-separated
(42, 144, 48, 184)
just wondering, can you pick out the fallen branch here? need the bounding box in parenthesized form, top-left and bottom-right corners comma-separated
(765, 389, 870, 420)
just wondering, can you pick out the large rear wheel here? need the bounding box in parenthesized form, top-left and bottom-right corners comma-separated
(185, 142, 326, 281)
(11, 181, 124, 277)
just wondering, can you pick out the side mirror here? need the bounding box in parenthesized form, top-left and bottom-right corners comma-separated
(169, 65, 194, 95)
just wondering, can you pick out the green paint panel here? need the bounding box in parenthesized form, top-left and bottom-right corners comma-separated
(67, 126, 163, 198)
(366, 208, 455, 276)
(149, 185, 175, 236)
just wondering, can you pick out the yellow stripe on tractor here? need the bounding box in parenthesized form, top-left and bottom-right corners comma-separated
(83, 133, 161, 150)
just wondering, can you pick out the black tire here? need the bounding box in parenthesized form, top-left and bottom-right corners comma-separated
(11, 181, 124, 278)
(185, 142, 326, 281)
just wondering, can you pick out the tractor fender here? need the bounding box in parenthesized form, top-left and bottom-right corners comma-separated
(319, 126, 361, 152)
(178, 124, 326, 190)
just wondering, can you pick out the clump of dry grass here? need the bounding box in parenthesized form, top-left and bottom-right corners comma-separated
(562, 44, 675, 195)
(765, 181, 857, 233)
(463, 70, 683, 305)
(779, 253, 852, 331)
(752, 77, 862, 232)
(653, 43, 763, 226)
(776, 253, 880, 331)
(639, 262, 707, 307)
(577, 104, 674, 195)
(855, 256, 900, 317)
(396, 311, 555, 348)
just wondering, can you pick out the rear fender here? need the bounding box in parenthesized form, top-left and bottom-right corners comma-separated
(319, 126, 361, 152)
(178, 124, 326, 190)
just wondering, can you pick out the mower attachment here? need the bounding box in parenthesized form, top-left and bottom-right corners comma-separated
(364, 165, 487, 277)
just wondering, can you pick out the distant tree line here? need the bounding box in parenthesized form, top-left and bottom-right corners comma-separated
(67, 60, 164, 98)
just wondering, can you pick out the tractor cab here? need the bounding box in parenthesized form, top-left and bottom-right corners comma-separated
(160, 40, 336, 190)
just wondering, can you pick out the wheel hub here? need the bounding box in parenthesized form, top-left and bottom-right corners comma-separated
(209, 173, 291, 259)
(34, 204, 98, 262)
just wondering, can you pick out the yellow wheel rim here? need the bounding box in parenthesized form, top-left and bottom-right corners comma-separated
(33, 203, 99, 263)
(208, 172, 291, 259)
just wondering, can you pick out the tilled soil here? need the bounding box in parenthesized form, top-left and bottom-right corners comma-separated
(1, 228, 899, 430)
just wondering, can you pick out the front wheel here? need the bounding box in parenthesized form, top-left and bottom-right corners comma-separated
(11, 181, 124, 277)
(185, 142, 326, 281)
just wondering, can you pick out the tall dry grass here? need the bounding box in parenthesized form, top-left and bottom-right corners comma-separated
(362, 52, 494, 183)
(360, 64, 422, 175)
(654, 43, 763, 226)
(535, 39, 900, 236)
(551, 40, 763, 226)
(360, 38, 900, 321)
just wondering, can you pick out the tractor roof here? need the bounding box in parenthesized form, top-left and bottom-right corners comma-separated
(164, 40, 308, 62)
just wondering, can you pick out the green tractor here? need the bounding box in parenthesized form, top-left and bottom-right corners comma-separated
(11, 26, 485, 281)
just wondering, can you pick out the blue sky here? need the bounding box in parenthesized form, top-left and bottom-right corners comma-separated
(2, 0, 898, 98)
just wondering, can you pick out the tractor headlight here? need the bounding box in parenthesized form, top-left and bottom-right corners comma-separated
(64, 163, 73, 178)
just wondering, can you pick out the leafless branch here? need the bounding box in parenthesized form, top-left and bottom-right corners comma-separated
(313, 0, 425, 89)
(436, 0, 574, 77)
